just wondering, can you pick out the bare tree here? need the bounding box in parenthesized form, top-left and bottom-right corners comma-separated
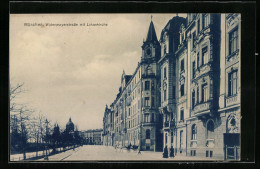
(10, 82, 34, 159)
(10, 82, 25, 113)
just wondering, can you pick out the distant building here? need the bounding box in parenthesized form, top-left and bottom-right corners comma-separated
(66, 117, 74, 133)
(80, 129, 103, 145)
(102, 14, 240, 160)
(102, 105, 114, 146)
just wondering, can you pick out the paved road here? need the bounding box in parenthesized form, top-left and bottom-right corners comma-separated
(35, 145, 216, 161)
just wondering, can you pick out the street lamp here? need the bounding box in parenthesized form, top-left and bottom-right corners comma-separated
(44, 119, 49, 160)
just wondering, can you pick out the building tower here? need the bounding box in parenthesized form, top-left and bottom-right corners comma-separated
(66, 117, 74, 133)
(139, 17, 163, 151)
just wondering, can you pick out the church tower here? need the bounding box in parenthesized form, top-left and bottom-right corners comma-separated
(139, 16, 163, 151)
(141, 16, 161, 62)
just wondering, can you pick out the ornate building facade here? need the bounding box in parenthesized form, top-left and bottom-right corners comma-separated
(102, 14, 240, 160)
(80, 129, 103, 145)
(102, 105, 114, 146)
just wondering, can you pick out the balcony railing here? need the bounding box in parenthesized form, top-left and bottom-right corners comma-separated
(226, 94, 239, 107)
(192, 101, 212, 115)
(226, 49, 239, 61)
(195, 63, 212, 79)
(163, 120, 175, 129)
(142, 73, 156, 78)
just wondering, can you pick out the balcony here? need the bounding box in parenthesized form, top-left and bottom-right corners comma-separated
(142, 73, 156, 79)
(163, 120, 175, 130)
(226, 49, 239, 61)
(192, 101, 212, 116)
(226, 94, 239, 107)
(194, 62, 213, 80)
(142, 121, 156, 126)
(177, 120, 184, 125)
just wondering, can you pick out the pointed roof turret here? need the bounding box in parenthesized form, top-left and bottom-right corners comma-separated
(145, 16, 158, 43)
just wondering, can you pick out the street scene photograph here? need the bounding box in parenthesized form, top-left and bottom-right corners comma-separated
(9, 13, 241, 161)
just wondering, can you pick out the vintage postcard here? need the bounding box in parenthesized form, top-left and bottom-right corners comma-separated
(10, 13, 241, 162)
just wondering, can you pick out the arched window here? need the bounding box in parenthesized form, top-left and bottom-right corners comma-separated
(207, 120, 214, 139)
(191, 124, 197, 140)
(146, 129, 150, 139)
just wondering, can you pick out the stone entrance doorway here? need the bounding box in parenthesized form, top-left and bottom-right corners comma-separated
(224, 133, 240, 160)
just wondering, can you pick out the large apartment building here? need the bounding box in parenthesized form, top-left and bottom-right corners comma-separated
(102, 14, 240, 160)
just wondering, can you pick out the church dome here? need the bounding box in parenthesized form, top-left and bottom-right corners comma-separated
(66, 117, 74, 132)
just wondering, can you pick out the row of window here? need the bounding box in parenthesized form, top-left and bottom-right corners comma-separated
(128, 130, 139, 141)
(131, 71, 141, 88)
(164, 122, 214, 155)
(191, 83, 209, 108)
(164, 122, 214, 149)
(128, 116, 139, 129)
(128, 100, 140, 117)
(162, 66, 176, 102)
(166, 108, 184, 123)
(128, 114, 156, 129)
(182, 70, 237, 108)
(144, 113, 155, 123)
(191, 14, 210, 49)
(192, 46, 209, 78)
(191, 121, 214, 141)
(130, 86, 140, 100)
(197, 14, 210, 33)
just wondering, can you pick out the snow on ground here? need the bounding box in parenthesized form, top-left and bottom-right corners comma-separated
(32, 145, 218, 161)
(10, 148, 54, 161)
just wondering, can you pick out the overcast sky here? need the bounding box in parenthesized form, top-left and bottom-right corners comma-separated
(10, 14, 186, 131)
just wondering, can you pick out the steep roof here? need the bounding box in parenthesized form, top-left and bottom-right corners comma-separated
(125, 75, 132, 84)
(145, 20, 158, 43)
(159, 16, 186, 41)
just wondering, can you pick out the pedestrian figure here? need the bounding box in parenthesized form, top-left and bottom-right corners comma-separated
(163, 146, 168, 158)
(137, 149, 141, 155)
(169, 146, 174, 158)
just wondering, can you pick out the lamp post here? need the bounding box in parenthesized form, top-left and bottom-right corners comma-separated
(19, 110, 27, 160)
(44, 119, 49, 160)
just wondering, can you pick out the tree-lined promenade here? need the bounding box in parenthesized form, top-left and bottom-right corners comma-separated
(10, 82, 84, 161)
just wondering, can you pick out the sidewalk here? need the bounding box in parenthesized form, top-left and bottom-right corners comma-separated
(139, 151, 220, 161)
(37, 147, 80, 161)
